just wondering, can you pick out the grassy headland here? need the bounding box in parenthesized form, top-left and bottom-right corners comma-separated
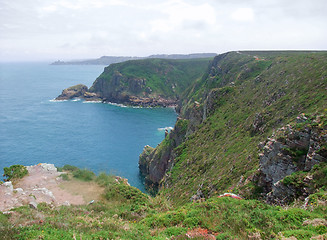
(2, 51, 327, 239)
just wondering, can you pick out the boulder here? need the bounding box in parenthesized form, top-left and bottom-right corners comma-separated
(29, 201, 38, 209)
(3, 181, 14, 192)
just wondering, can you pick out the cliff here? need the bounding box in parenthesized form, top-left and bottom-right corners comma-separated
(56, 58, 212, 106)
(89, 58, 212, 107)
(139, 51, 327, 204)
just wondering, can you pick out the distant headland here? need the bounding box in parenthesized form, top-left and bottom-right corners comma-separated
(50, 53, 217, 65)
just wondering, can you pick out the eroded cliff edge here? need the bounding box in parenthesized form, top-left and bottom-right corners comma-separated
(138, 51, 327, 204)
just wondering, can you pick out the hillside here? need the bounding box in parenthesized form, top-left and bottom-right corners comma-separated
(140, 51, 327, 204)
(3, 164, 327, 239)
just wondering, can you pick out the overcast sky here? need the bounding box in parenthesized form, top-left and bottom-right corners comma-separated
(1, 0, 326, 61)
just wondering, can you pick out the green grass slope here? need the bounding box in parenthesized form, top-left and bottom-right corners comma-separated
(89, 58, 213, 102)
(3, 166, 327, 239)
(156, 51, 327, 204)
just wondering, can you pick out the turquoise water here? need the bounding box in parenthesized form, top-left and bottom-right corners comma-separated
(0, 62, 177, 191)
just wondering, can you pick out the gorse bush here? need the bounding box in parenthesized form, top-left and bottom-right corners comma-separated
(3, 165, 28, 181)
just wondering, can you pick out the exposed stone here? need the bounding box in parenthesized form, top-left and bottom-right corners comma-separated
(39, 163, 57, 172)
(248, 232, 262, 240)
(258, 114, 327, 204)
(14, 188, 24, 194)
(310, 234, 327, 240)
(62, 201, 71, 206)
(0, 163, 87, 212)
(303, 218, 327, 227)
(190, 189, 205, 202)
(29, 201, 38, 209)
(3, 181, 14, 192)
(252, 113, 265, 134)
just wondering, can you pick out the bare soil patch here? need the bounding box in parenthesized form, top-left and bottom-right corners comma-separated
(0, 164, 104, 212)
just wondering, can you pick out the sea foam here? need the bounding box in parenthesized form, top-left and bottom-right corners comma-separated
(158, 126, 174, 131)
(49, 99, 67, 102)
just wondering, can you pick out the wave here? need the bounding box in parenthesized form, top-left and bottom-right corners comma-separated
(71, 98, 82, 102)
(49, 99, 67, 102)
(106, 102, 127, 108)
(158, 126, 174, 131)
(83, 100, 102, 104)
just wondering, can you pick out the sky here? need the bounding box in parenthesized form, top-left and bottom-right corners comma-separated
(1, 0, 326, 61)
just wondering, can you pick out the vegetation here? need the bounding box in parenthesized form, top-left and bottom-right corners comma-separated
(3, 165, 28, 182)
(155, 51, 327, 204)
(58, 165, 95, 181)
(1, 167, 327, 239)
(1, 51, 327, 239)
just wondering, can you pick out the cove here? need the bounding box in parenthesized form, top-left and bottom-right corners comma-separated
(0, 62, 177, 191)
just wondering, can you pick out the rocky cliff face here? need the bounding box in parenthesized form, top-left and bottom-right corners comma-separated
(139, 119, 189, 192)
(258, 114, 327, 204)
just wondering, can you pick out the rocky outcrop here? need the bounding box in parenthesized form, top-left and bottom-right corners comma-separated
(258, 114, 327, 204)
(0, 163, 85, 212)
(56, 82, 177, 107)
(55, 84, 102, 101)
(124, 96, 177, 107)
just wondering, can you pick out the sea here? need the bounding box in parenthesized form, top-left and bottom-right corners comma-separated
(0, 62, 177, 191)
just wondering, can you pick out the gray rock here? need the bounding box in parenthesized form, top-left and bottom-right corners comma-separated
(62, 201, 70, 206)
(190, 189, 205, 202)
(3, 181, 13, 192)
(14, 188, 24, 194)
(39, 163, 57, 172)
(29, 201, 38, 209)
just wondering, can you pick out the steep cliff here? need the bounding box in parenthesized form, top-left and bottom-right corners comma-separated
(139, 51, 327, 204)
(89, 58, 212, 106)
(56, 58, 212, 106)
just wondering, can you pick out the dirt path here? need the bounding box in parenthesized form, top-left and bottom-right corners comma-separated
(0, 163, 104, 212)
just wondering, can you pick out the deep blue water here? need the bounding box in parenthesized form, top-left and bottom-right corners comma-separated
(0, 62, 177, 191)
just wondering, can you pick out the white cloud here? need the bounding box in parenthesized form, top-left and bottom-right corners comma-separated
(231, 7, 254, 22)
(0, 0, 327, 61)
(150, 1, 216, 33)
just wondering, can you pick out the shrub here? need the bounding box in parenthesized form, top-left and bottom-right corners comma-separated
(58, 165, 79, 172)
(3, 165, 28, 181)
(59, 173, 69, 181)
(104, 183, 149, 210)
(72, 169, 95, 181)
(184, 216, 200, 227)
(164, 227, 187, 237)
